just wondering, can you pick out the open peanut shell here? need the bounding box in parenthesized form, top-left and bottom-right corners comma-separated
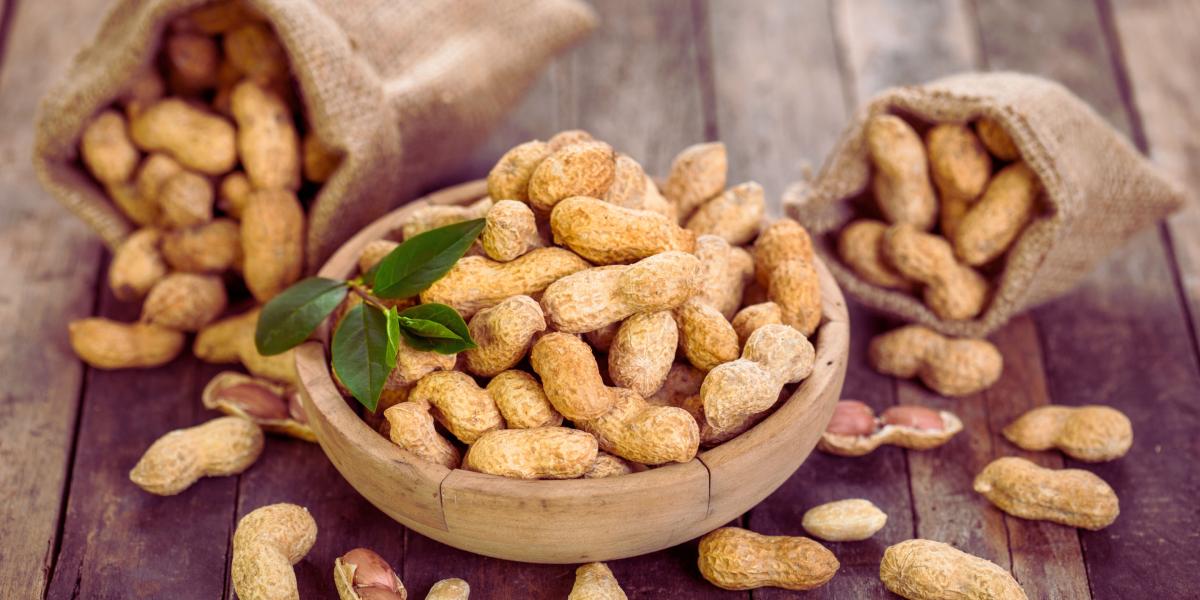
(202, 370, 316, 442)
(818, 410, 962, 457)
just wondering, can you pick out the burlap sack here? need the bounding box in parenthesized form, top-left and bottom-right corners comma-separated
(785, 72, 1186, 338)
(34, 0, 595, 268)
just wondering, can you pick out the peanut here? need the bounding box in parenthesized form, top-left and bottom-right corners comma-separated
(109, 228, 167, 301)
(486, 370, 562, 429)
(421, 247, 590, 319)
(202, 371, 315, 442)
(426, 578, 470, 600)
(663, 142, 727, 218)
(384, 399, 461, 469)
(302, 133, 341, 183)
(242, 189, 305, 302)
(540, 251, 700, 334)
(195, 307, 258, 364)
(224, 22, 289, 84)
(868, 325, 1002, 397)
(577, 387, 699, 465)
(409, 371, 505, 443)
(334, 548, 406, 600)
(81, 109, 139, 184)
(141, 272, 227, 332)
(162, 218, 241, 273)
(731, 302, 782, 346)
(685, 181, 765, 245)
(694, 235, 754, 320)
(232, 80, 301, 191)
(129, 98, 236, 175)
(386, 329, 458, 386)
(646, 362, 705, 408)
(602, 153, 648, 209)
(165, 32, 219, 92)
(974, 456, 1119, 530)
(358, 239, 400, 274)
(697, 527, 838, 591)
(530, 332, 615, 420)
(70, 318, 185, 369)
(120, 64, 165, 118)
(801, 499, 888, 542)
(550, 196, 695, 264)
(639, 173, 677, 221)
(952, 162, 1039, 266)
(837, 219, 912, 291)
(753, 219, 822, 335)
(583, 322, 619, 353)
(480, 200, 542, 261)
(674, 299, 740, 372)
(401, 198, 492, 240)
(218, 171, 253, 218)
(702, 324, 814, 433)
(159, 170, 215, 228)
(463, 426, 598, 479)
(926, 123, 991, 203)
(129, 416, 263, 495)
(135, 152, 183, 205)
(866, 114, 937, 230)
(463, 295, 545, 376)
(487, 139, 550, 202)
(584, 452, 636, 479)
(240, 343, 300, 386)
(608, 310, 678, 397)
(977, 117, 1020, 161)
(546, 129, 594, 151)
(880, 539, 1027, 600)
(107, 180, 160, 227)
(1002, 405, 1133, 462)
(880, 405, 945, 431)
(882, 224, 990, 320)
(824, 400, 877, 436)
(231, 503, 318, 600)
(528, 141, 616, 214)
(568, 562, 627, 600)
(939, 195, 970, 240)
(182, 0, 262, 35)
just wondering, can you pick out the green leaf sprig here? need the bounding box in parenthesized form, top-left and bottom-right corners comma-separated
(254, 218, 484, 411)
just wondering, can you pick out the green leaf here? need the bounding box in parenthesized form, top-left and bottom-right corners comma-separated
(331, 303, 397, 412)
(397, 316, 461, 340)
(397, 303, 476, 354)
(255, 277, 348, 355)
(372, 219, 486, 299)
(385, 306, 401, 364)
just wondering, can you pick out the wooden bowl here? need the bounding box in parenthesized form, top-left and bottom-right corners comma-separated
(295, 179, 850, 564)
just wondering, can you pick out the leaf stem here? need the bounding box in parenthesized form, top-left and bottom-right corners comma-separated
(349, 282, 388, 311)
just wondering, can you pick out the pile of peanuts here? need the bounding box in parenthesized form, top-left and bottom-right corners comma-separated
(332, 130, 823, 480)
(838, 113, 1041, 322)
(68, 1, 336, 439)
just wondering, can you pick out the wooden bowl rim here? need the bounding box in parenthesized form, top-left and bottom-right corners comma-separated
(295, 179, 849, 499)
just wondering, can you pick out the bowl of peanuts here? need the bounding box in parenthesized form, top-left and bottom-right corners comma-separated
(295, 133, 849, 563)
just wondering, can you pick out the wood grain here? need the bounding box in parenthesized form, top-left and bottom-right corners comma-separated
(1108, 0, 1200, 420)
(978, 0, 1200, 596)
(0, 0, 107, 597)
(46, 288, 236, 600)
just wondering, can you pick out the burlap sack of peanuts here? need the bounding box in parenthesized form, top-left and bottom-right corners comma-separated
(785, 71, 1185, 339)
(34, 0, 595, 268)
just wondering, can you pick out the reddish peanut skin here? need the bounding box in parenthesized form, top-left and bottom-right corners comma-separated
(826, 400, 877, 436)
(880, 405, 944, 431)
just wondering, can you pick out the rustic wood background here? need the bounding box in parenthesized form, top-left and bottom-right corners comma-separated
(2, 0, 1198, 598)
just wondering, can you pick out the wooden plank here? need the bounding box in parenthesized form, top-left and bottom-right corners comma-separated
(704, 2, 911, 597)
(47, 287, 237, 599)
(976, 0, 1200, 596)
(1109, 0, 1200, 409)
(226, 436, 408, 599)
(707, 0, 849, 213)
(403, 2, 734, 597)
(832, 0, 1021, 573)
(982, 317, 1090, 599)
(0, 0, 108, 597)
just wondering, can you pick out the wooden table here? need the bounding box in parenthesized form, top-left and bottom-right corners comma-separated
(3, 1, 1198, 598)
